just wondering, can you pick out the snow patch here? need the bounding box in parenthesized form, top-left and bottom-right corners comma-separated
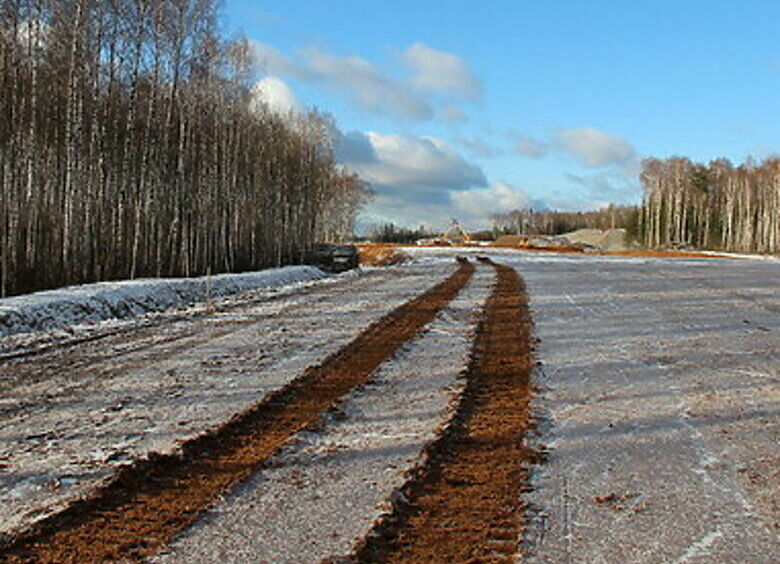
(672, 529, 723, 564)
(0, 266, 327, 337)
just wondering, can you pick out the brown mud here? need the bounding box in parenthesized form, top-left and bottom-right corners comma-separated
(344, 258, 539, 563)
(0, 259, 475, 564)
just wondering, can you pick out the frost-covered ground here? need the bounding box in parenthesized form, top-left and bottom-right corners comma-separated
(1, 248, 777, 562)
(0, 262, 455, 540)
(0, 265, 327, 338)
(153, 262, 495, 563)
(503, 253, 780, 563)
(376, 247, 779, 562)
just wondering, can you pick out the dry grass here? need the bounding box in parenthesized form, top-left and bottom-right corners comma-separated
(357, 245, 412, 266)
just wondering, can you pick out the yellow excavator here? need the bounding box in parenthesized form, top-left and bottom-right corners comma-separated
(416, 219, 473, 246)
(441, 219, 473, 245)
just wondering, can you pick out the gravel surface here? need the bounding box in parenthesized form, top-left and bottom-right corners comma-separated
(510, 255, 780, 563)
(152, 263, 495, 563)
(0, 263, 456, 541)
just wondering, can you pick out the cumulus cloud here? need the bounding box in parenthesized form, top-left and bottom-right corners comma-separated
(555, 127, 635, 168)
(452, 182, 532, 221)
(251, 41, 432, 120)
(337, 131, 562, 230)
(364, 181, 544, 231)
(402, 42, 482, 100)
(302, 47, 433, 120)
(339, 132, 486, 191)
(250, 76, 300, 115)
(334, 130, 377, 164)
(251, 41, 308, 79)
(336, 131, 490, 229)
(250, 41, 479, 121)
(360, 195, 455, 231)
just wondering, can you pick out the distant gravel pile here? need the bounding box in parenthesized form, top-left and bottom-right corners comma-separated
(560, 228, 628, 251)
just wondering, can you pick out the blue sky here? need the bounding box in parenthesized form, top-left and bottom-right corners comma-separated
(225, 0, 780, 231)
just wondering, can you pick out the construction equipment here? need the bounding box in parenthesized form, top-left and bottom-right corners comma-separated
(441, 219, 472, 244)
(416, 219, 473, 246)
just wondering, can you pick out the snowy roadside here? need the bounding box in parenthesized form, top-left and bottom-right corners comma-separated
(0, 262, 457, 542)
(0, 265, 329, 339)
(698, 250, 779, 260)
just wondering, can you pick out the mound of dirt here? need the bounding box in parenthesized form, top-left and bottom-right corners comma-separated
(492, 235, 587, 253)
(493, 235, 529, 247)
(357, 245, 412, 267)
(561, 228, 627, 251)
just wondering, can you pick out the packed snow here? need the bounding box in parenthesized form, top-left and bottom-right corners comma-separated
(0, 266, 327, 338)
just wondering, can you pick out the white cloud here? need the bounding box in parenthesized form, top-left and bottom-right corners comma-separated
(250, 76, 300, 115)
(251, 41, 308, 79)
(361, 181, 536, 232)
(555, 127, 635, 168)
(302, 47, 432, 120)
(336, 131, 490, 230)
(249, 41, 479, 121)
(452, 182, 532, 225)
(334, 130, 377, 164)
(250, 41, 432, 120)
(361, 195, 457, 232)
(402, 42, 482, 100)
(454, 137, 503, 158)
(341, 132, 486, 190)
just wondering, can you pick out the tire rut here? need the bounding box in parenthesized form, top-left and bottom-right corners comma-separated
(0, 259, 475, 564)
(0, 270, 409, 425)
(343, 258, 539, 564)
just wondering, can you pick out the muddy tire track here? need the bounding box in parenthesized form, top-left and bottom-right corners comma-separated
(0, 259, 474, 564)
(346, 258, 538, 563)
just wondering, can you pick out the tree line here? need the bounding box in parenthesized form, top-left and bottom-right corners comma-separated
(638, 157, 779, 253)
(366, 223, 437, 244)
(0, 0, 369, 297)
(492, 205, 639, 238)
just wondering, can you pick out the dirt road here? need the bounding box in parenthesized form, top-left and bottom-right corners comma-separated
(1, 250, 778, 563)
